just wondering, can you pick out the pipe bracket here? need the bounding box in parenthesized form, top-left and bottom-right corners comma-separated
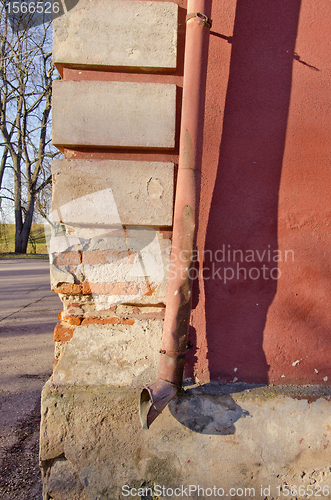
(186, 12, 212, 29)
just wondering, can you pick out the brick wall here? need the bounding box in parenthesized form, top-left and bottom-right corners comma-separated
(46, 0, 183, 389)
(41, 2, 185, 495)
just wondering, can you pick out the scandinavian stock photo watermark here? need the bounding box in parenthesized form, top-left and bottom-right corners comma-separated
(168, 245, 295, 283)
(45, 183, 295, 310)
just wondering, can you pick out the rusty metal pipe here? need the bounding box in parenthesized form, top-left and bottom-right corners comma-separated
(139, 0, 212, 429)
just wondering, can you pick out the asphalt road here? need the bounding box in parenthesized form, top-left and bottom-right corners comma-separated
(0, 259, 61, 500)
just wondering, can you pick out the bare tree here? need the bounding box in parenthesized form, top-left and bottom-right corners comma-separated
(0, 1, 59, 253)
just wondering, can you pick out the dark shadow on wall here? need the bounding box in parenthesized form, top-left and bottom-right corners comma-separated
(202, 0, 302, 383)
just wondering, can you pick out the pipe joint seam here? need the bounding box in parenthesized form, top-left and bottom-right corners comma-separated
(158, 378, 182, 390)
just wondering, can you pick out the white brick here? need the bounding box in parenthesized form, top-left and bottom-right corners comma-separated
(51, 159, 174, 226)
(53, 0, 178, 70)
(52, 80, 176, 149)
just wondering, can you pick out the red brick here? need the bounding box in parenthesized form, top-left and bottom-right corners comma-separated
(85, 282, 140, 295)
(63, 316, 82, 326)
(82, 250, 135, 266)
(52, 250, 82, 266)
(82, 282, 91, 294)
(81, 317, 135, 326)
(53, 283, 82, 294)
(53, 281, 157, 297)
(129, 310, 165, 320)
(54, 323, 75, 342)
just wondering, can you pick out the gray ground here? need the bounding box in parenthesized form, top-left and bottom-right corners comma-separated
(0, 259, 61, 500)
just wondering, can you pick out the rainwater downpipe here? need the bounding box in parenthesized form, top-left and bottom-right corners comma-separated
(139, 0, 212, 429)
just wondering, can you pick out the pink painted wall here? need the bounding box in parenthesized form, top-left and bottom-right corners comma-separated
(187, 0, 331, 385)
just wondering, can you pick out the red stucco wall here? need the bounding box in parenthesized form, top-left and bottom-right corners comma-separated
(61, 0, 330, 386)
(188, 0, 331, 385)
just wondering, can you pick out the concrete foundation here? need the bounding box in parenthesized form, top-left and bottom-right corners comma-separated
(40, 383, 331, 500)
(52, 320, 163, 387)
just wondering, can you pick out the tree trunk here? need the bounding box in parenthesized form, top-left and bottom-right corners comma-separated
(15, 219, 33, 253)
(15, 196, 34, 254)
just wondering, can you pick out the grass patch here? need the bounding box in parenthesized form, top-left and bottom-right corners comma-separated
(0, 224, 49, 256)
(0, 253, 48, 260)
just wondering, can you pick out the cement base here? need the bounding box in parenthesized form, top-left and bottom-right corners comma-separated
(40, 382, 331, 500)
